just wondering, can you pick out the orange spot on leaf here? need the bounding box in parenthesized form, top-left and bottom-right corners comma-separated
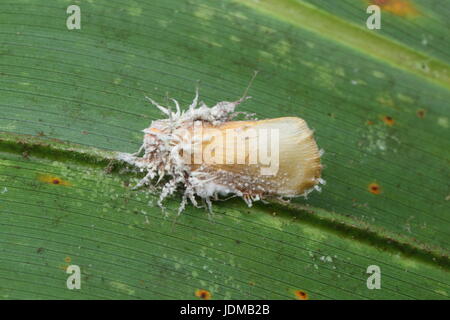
(64, 256, 72, 263)
(382, 116, 395, 126)
(195, 289, 212, 300)
(38, 174, 71, 186)
(416, 109, 426, 119)
(294, 290, 309, 300)
(371, 0, 418, 17)
(368, 183, 382, 195)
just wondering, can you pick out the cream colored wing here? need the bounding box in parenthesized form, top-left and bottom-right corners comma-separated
(189, 117, 322, 197)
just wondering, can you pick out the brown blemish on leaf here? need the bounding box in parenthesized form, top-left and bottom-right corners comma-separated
(195, 289, 212, 300)
(416, 109, 426, 119)
(366, 120, 374, 125)
(38, 174, 72, 186)
(294, 290, 309, 300)
(368, 183, 382, 195)
(382, 116, 395, 126)
(64, 256, 72, 263)
(371, 0, 418, 17)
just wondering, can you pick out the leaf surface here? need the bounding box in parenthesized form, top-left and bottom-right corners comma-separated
(0, 0, 449, 299)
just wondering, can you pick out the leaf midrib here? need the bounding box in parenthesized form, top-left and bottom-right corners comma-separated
(1, 131, 449, 272)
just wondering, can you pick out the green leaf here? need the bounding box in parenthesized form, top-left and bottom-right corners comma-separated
(0, 0, 449, 299)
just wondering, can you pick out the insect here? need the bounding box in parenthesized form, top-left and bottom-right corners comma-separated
(118, 84, 324, 215)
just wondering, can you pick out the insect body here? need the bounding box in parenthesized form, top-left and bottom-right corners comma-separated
(118, 89, 324, 214)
